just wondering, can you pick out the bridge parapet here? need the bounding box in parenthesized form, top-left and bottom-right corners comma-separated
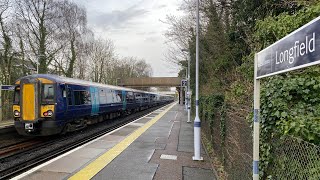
(120, 77, 182, 87)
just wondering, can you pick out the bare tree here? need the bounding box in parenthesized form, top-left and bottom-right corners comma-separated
(73, 29, 94, 80)
(86, 38, 115, 83)
(53, 0, 87, 77)
(14, 0, 64, 73)
(0, 0, 14, 85)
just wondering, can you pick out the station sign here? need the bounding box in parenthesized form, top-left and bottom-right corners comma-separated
(1, 85, 15, 91)
(257, 16, 320, 79)
(181, 79, 187, 87)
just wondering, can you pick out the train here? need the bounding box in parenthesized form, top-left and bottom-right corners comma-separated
(12, 74, 174, 136)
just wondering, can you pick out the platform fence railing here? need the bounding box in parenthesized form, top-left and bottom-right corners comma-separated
(267, 135, 320, 180)
(200, 101, 320, 180)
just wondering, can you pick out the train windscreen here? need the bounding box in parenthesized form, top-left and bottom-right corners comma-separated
(14, 86, 20, 104)
(42, 84, 54, 104)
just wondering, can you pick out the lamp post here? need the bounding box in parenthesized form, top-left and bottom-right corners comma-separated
(185, 68, 187, 111)
(181, 49, 191, 123)
(187, 54, 191, 123)
(193, 0, 203, 161)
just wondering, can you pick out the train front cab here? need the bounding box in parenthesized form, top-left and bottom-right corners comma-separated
(13, 77, 62, 136)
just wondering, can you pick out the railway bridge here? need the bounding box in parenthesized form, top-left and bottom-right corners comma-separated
(118, 77, 185, 104)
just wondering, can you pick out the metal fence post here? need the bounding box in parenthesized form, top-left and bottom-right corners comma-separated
(253, 53, 260, 180)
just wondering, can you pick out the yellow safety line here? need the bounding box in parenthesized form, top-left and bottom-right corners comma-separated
(69, 103, 176, 180)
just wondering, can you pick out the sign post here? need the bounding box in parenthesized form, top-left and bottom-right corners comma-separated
(253, 16, 320, 179)
(253, 54, 260, 180)
(180, 79, 187, 105)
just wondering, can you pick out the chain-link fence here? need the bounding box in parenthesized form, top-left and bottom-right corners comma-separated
(201, 97, 320, 180)
(201, 102, 252, 180)
(266, 135, 320, 179)
(223, 104, 252, 180)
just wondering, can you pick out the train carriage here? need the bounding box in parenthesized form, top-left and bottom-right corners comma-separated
(12, 74, 174, 136)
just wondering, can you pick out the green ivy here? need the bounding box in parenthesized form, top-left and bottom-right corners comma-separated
(200, 94, 225, 162)
(254, 3, 320, 178)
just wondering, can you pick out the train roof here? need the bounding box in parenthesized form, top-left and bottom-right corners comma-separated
(16, 74, 172, 96)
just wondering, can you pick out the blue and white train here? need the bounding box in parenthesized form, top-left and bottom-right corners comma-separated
(12, 74, 174, 136)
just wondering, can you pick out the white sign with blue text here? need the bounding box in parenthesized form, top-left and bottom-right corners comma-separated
(257, 16, 320, 79)
(181, 79, 187, 87)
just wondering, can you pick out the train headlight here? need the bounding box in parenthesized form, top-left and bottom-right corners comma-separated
(47, 110, 53, 116)
(14, 110, 20, 117)
(43, 110, 53, 117)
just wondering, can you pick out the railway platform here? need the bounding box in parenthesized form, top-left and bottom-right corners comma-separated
(0, 120, 14, 134)
(0, 120, 13, 128)
(13, 102, 217, 180)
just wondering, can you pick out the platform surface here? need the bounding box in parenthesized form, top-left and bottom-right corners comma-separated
(0, 120, 14, 128)
(14, 103, 216, 180)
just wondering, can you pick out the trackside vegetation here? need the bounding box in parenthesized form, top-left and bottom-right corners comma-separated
(167, 0, 320, 179)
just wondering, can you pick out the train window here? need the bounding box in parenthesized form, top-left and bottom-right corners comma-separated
(67, 88, 73, 105)
(126, 92, 134, 103)
(74, 91, 91, 105)
(42, 84, 54, 103)
(62, 90, 67, 98)
(117, 92, 122, 101)
(82, 91, 91, 104)
(74, 91, 81, 105)
(14, 86, 20, 104)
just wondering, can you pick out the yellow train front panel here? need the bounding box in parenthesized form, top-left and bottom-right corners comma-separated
(22, 84, 36, 121)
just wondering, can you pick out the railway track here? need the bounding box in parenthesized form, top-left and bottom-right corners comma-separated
(0, 104, 169, 179)
(0, 140, 45, 158)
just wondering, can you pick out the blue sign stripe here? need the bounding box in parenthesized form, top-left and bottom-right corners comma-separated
(1, 85, 15, 90)
(253, 160, 259, 174)
(196, 100, 199, 106)
(194, 121, 201, 127)
(257, 16, 320, 78)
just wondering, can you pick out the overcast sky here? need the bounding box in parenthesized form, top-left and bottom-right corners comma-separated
(74, 0, 184, 77)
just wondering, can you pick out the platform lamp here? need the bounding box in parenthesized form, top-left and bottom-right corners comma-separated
(181, 49, 191, 123)
(193, 0, 203, 161)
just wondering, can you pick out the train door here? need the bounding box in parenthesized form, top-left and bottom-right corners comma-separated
(66, 86, 74, 119)
(122, 90, 127, 110)
(90, 87, 99, 115)
(21, 82, 38, 121)
(59, 85, 67, 113)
